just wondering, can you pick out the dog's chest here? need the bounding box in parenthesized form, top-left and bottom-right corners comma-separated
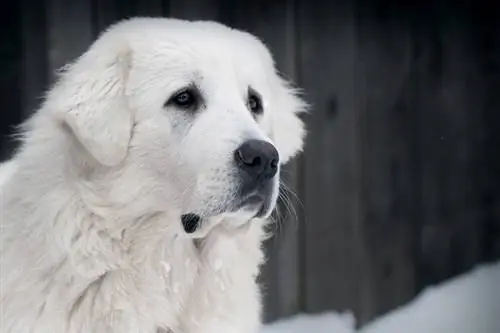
(145, 239, 201, 330)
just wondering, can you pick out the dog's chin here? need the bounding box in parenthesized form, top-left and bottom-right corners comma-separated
(237, 194, 274, 219)
(180, 195, 275, 237)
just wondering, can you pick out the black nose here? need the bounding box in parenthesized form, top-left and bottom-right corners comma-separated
(234, 139, 279, 181)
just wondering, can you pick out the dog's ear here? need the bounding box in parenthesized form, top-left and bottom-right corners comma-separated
(270, 76, 308, 164)
(50, 38, 133, 166)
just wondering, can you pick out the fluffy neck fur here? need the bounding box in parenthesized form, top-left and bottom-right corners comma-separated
(1, 110, 267, 333)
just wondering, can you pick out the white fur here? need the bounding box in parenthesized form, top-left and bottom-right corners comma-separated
(0, 162, 17, 187)
(0, 18, 306, 333)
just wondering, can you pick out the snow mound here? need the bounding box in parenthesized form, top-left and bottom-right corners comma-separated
(360, 261, 500, 333)
(262, 312, 355, 333)
(261, 261, 500, 333)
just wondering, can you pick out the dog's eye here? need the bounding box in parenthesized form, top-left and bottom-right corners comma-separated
(166, 88, 199, 110)
(247, 90, 263, 115)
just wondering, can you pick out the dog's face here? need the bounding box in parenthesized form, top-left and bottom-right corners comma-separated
(51, 18, 306, 235)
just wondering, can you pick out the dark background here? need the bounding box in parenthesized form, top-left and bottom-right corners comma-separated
(1, 0, 499, 328)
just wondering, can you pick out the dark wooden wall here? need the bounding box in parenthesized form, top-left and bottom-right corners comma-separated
(1, 0, 499, 327)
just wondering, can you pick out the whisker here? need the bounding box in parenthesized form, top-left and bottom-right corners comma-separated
(277, 181, 302, 232)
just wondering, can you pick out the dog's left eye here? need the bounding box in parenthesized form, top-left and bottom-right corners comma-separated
(247, 90, 263, 115)
(166, 88, 199, 110)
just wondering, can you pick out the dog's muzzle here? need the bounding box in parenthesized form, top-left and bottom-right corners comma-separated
(181, 140, 279, 234)
(233, 139, 278, 215)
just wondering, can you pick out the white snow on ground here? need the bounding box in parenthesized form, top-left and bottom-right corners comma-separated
(261, 261, 500, 333)
(360, 261, 500, 333)
(261, 312, 356, 333)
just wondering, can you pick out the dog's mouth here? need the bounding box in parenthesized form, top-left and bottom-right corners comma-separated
(238, 193, 271, 218)
(181, 194, 272, 234)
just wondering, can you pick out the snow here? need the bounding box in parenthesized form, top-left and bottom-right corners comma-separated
(261, 261, 500, 333)
(262, 312, 356, 333)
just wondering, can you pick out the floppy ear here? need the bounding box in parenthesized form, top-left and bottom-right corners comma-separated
(271, 76, 308, 164)
(50, 38, 133, 166)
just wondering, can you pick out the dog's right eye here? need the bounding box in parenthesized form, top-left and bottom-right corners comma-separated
(166, 88, 199, 110)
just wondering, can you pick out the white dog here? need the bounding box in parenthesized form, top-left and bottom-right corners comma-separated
(0, 18, 306, 333)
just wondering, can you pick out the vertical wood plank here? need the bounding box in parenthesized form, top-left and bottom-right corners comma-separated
(46, 0, 94, 75)
(92, 0, 121, 34)
(92, 0, 165, 37)
(355, 4, 419, 323)
(134, 0, 164, 17)
(168, 0, 219, 20)
(0, 1, 23, 159)
(20, 0, 48, 117)
(416, 9, 487, 288)
(476, 7, 500, 262)
(297, 0, 363, 316)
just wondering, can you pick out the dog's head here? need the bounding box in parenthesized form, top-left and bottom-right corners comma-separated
(49, 18, 306, 236)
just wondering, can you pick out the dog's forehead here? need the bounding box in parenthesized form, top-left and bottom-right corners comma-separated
(118, 19, 274, 79)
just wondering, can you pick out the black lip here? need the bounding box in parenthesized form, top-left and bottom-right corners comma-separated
(255, 198, 271, 218)
(238, 193, 273, 218)
(181, 213, 201, 233)
(240, 194, 265, 207)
